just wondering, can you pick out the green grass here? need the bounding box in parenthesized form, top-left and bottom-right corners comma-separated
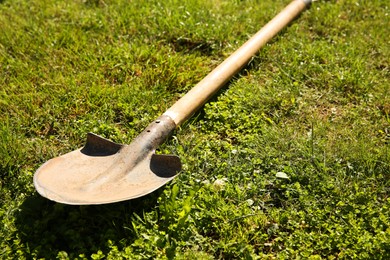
(1, 0, 389, 258)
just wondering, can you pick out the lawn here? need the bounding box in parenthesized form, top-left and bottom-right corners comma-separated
(0, 0, 389, 259)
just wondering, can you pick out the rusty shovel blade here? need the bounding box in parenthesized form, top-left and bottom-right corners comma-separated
(33, 116, 181, 205)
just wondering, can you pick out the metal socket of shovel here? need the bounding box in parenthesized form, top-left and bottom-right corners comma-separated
(34, 0, 312, 205)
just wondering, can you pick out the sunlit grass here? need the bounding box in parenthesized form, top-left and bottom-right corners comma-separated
(1, 0, 389, 258)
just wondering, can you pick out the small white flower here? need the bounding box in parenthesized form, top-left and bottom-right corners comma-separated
(276, 172, 289, 179)
(246, 199, 254, 206)
(202, 180, 210, 185)
(213, 178, 228, 190)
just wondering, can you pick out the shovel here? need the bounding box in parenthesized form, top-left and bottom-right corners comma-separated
(34, 0, 312, 205)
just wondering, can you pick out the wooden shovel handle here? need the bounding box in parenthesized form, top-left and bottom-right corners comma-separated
(163, 0, 311, 126)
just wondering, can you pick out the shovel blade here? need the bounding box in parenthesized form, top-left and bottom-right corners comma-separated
(34, 133, 181, 205)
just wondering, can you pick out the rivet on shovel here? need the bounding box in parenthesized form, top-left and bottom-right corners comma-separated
(34, 0, 312, 205)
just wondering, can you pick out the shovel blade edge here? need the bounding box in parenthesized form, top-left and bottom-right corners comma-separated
(34, 136, 181, 205)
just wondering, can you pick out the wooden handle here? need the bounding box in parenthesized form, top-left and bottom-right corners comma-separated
(164, 0, 311, 126)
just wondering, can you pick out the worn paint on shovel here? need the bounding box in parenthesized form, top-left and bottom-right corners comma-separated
(34, 116, 181, 205)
